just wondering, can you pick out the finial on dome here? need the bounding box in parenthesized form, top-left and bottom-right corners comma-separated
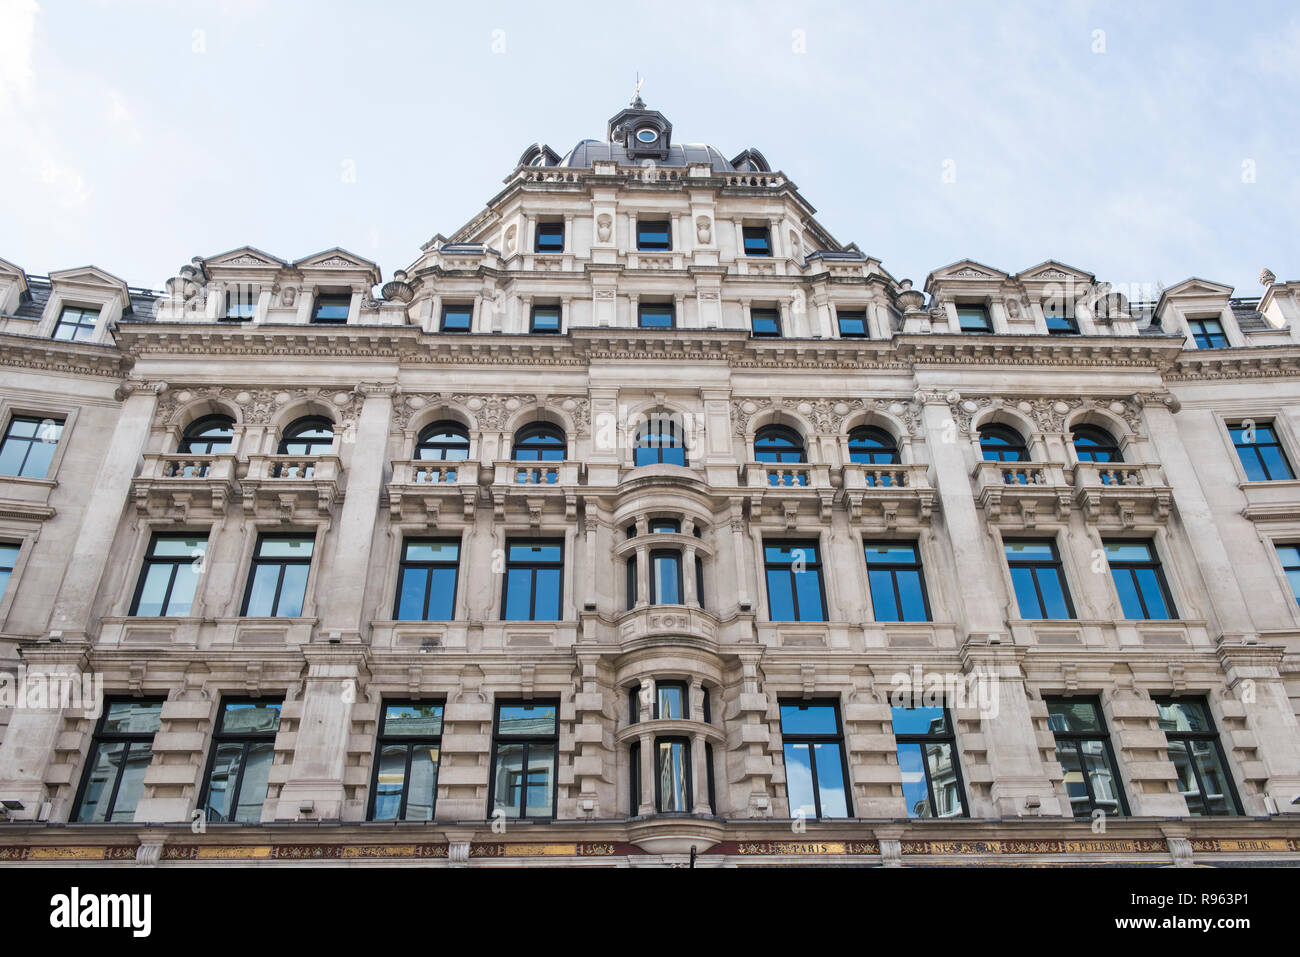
(630, 73, 645, 108)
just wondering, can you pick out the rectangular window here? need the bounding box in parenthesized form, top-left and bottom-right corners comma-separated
(779, 701, 851, 818)
(837, 309, 867, 338)
(1153, 697, 1241, 816)
(1229, 421, 1295, 481)
(655, 681, 687, 720)
(750, 308, 781, 338)
(650, 549, 682, 605)
(742, 225, 772, 257)
(1045, 698, 1127, 817)
(200, 699, 281, 823)
(1276, 544, 1300, 606)
(311, 293, 351, 324)
(865, 541, 931, 622)
(1103, 540, 1175, 620)
(763, 540, 827, 622)
(394, 539, 460, 621)
(1004, 539, 1074, 619)
(223, 288, 257, 321)
(0, 414, 64, 478)
(52, 305, 99, 342)
(636, 220, 671, 251)
(130, 534, 207, 616)
(956, 304, 991, 332)
(490, 700, 558, 819)
(534, 221, 564, 253)
(530, 304, 561, 334)
(440, 304, 472, 332)
(1188, 318, 1228, 349)
(242, 534, 314, 617)
(891, 704, 967, 818)
(656, 737, 692, 812)
(502, 539, 563, 620)
(73, 699, 164, 823)
(369, 701, 443, 821)
(1043, 303, 1077, 334)
(0, 542, 17, 600)
(637, 302, 675, 329)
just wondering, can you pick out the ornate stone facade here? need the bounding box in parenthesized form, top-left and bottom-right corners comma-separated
(0, 99, 1299, 867)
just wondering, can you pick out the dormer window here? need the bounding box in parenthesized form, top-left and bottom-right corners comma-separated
(440, 304, 472, 332)
(52, 306, 99, 342)
(311, 293, 350, 324)
(223, 288, 257, 321)
(1044, 303, 1077, 334)
(1188, 317, 1228, 349)
(534, 222, 564, 254)
(837, 309, 868, 338)
(637, 220, 671, 251)
(530, 304, 561, 334)
(742, 226, 772, 257)
(750, 308, 781, 338)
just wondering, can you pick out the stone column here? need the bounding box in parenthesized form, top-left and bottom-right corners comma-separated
(317, 384, 395, 644)
(683, 544, 698, 606)
(47, 383, 160, 642)
(1218, 644, 1300, 813)
(273, 645, 368, 821)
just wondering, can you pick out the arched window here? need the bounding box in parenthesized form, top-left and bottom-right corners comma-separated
(848, 425, 900, 487)
(754, 425, 805, 463)
(1072, 425, 1121, 463)
(978, 424, 1028, 462)
(278, 416, 335, 456)
(512, 423, 566, 461)
(635, 415, 686, 467)
(277, 416, 334, 477)
(179, 415, 234, 455)
(416, 421, 470, 461)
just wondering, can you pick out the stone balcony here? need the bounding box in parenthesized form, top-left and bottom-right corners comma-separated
(240, 453, 342, 518)
(743, 461, 835, 523)
(612, 603, 719, 649)
(385, 458, 480, 520)
(838, 462, 936, 527)
(491, 460, 583, 522)
(132, 452, 238, 518)
(1072, 461, 1173, 527)
(972, 460, 1070, 527)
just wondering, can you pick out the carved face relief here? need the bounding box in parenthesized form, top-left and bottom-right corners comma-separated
(696, 216, 712, 244)
(597, 214, 612, 243)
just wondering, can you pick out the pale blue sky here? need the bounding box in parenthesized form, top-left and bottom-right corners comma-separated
(2, 0, 1297, 295)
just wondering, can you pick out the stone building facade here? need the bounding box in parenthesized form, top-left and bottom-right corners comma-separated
(1, 97, 1299, 866)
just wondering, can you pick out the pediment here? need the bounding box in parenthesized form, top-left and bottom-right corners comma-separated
(203, 246, 288, 269)
(0, 257, 27, 289)
(1160, 277, 1234, 299)
(924, 259, 1009, 293)
(1015, 260, 1095, 284)
(292, 247, 379, 272)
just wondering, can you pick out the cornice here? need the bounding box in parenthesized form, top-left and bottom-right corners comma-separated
(893, 334, 1185, 371)
(0, 331, 132, 380)
(1167, 344, 1300, 381)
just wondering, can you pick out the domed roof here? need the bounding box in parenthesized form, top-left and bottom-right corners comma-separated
(559, 139, 734, 171)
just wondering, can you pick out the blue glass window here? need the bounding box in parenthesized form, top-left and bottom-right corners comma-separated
(1104, 540, 1175, 620)
(502, 540, 563, 620)
(534, 221, 564, 253)
(1230, 422, 1294, 481)
(0, 415, 64, 478)
(637, 302, 675, 329)
(179, 415, 234, 456)
(979, 424, 1028, 462)
(491, 701, 558, 819)
(1044, 303, 1077, 334)
(0, 542, 17, 600)
(635, 415, 686, 466)
(1072, 425, 1121, 463)
(750, 308, 781, 337)
(200, 700, 281, 823)
(742, 226, 772, 257)
(764, 541, 826, 622)
(1154, 698, 1241, 816)
(754, 425, 805, 464)
(73, 699, 164, 823)
(311, 293, 350, 324)
(440, 304, 472, 332)
(636, 220, 671, 251)
(837, 309, 867, 338)
(1046, 698, 1127, 817)
(512, 423, 565, 462)
(530, 304, 561, 333)
(956, 304, 991, 332)
(242, 534, 314, 617)
(848, 426, 899, 485)
(780, 701, 850, 818)
(650, 550, 682, 605)
(1188, 318, 1228, 349)
(891, 705, 967, 818)
(865, 541, 931, 622)
(370, 701, 443, 822)
(1004, 539, 1074, 619)
(1276, 544, 1300, 606)
(395, 539, 460, 620)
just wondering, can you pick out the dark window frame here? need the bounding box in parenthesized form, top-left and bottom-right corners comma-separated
(1153, 696, 1243, 816)
(511, 423, 566, 461)
(1072, 425, 1122, 463)
(197, 698, 283, 823)
(129, 532, 208, 617)
(1275, 543, 1300, 606)
(836, 309, 868, 338)
(955, 303, 992, 333)
(240, 532, 315, 617)
(750, 307, 781, 338)
(1188, 317, 1228, 349)
(979, 424, 1029, 462)
(415, 420, 470, 461)
(634, 415, 687, 466)
(847, 426, 899, 467)
(864, 540, 933, 622)
(636, 220, 672, 251)
(753, 425, 806, 463)
(71, 698, 165, 823)
(1104, 539, 1177, 620)
(223, 288, 258, 321)
(654, 736, 693, 813)
(649, 548, 684, 606)
(534, 221, 565, 254)
(1004, 538, 1076, 620)
(500, 538, 565, 621)
(763, 539, 828, 622)
(277, 416, 335, 457)
(179, 415, 235, 455)
(0, 414, 65, 478)
(778, 698, 853, 819)
(891, 704, 969, 819)
(742, 225, 772, 257)
(529, 303, 561, 334)
(310, 292, 351, 324)
(394, 538, 461, 621)
(0, 540, 17, 600)
(52, 305, 100, 342)
(439, 304, 473, 333)
(653, 680, 688, 720)
(637, 302, 676, 329)
(1229, 421, 1295, 482)
(367, 699, 445, 822)
(488, 699, 560, 820)
(1044, 697, 1129, 818)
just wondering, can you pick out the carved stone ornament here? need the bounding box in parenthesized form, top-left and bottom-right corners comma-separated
(943, 393, 1153, 435)
(155, 385, 363, 428)
(696, 217, 712, 244)
(730, 396, 922, 436)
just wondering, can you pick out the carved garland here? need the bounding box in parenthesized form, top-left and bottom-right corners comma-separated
(942, 392, 1176, 435)
(154, 386, 364, 429)
(730, 396, 923, 436)
(390, 392, 591, 435)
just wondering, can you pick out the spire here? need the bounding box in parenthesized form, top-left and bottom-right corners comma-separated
(630, 73, 645, 109)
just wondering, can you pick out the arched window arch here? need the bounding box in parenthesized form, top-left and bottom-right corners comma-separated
(179, 414, 234, 455)
(278, 416, 335, 456)
(1072, 425, 1121, 463)
(512, 423, 566, 461)
(416, 421, 470, 461)
(754, 425, 805, 463)
(635, 414, 686, 467)
(978, 424, 1028, 462)
(848, 425, 900, 487)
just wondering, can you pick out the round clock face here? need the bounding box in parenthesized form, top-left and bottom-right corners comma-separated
(635, 127, 658, 144)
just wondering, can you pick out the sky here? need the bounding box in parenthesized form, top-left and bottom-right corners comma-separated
(1, 0, 1297, 296)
